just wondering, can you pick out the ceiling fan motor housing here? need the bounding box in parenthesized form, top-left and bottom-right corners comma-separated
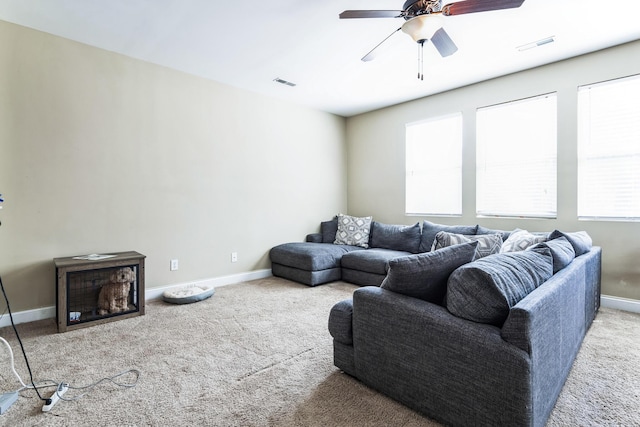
(402, 0, 442, 19)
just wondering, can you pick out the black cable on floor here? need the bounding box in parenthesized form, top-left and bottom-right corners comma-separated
(0, 274, 47, 401)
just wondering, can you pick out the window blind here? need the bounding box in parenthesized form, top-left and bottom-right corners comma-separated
(476, 93, 557, 218)
(578, 74, 640, 220)
(405, 113, 462, 216)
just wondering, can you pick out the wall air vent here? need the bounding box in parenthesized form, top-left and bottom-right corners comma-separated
(273, 78, 297, 87)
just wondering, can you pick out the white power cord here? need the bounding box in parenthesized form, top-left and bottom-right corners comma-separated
(0, 336, 27, 388)
(2, 334, 140, 411)
(1, 273, 140, 413)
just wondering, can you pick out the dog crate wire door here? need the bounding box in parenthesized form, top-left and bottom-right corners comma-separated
(54, 251, 146, 332)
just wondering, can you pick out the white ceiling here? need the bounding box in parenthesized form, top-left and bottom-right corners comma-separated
(1, 0, 640, 117)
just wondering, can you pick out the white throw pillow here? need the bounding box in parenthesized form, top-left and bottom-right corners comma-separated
(431, 231, 502, 259)
(500, 229, 547, 253)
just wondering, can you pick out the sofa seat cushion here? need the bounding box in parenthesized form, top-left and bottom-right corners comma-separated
(381, 241, 479, 304)
(341, 248, 411, 275)
(446, 248, 554, 326)
(370, 221, 422, 254)
(269, 242, 364, 271)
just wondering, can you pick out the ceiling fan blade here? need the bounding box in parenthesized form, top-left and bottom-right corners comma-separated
(442, 0, 525, 16)
(339, 10, 403, 19)
(361, 27, 402, 62)
(431, 27, 458, 57)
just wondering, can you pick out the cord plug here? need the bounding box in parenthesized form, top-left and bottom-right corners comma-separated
(42, 383, 68, 412)
(0, 391, 18, 414)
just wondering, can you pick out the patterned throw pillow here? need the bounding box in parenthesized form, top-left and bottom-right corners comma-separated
(500, 229, 548, 253)
(431, 231, 503, 259)
(334, 214, 373, 248)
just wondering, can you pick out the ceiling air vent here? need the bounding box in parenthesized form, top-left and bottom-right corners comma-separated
(517, 36, 555, 51)
(273, 78, 296, 87)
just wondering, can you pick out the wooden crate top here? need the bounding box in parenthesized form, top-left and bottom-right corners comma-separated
(54, 251, 146, 268)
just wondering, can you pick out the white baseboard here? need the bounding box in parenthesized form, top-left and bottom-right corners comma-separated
(0, 306, 57, 329)
(600, 295, 640, 314)
(0, 269, 272, 328)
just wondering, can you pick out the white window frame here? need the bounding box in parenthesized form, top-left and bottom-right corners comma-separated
(476, 93, 558, 219)
(577, 74, 640, 221)
(405, 112, 463, 216)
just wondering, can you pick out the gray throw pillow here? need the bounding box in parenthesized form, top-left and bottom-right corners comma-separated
(321, 217, 338, 243)
(431, 231, 503, 259)
(529, 236, 575, 273)
(370, 222, 422, 254)
(446, 248, 553, 326)
(548, 230, 592, 256)
(334, 214, 373, 248)
(381, 241, 479, 304)
(419, 221, 478, 253)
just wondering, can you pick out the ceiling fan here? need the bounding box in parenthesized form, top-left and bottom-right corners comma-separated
(340, 0, 525, 79)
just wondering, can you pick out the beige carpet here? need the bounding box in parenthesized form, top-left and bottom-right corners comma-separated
(1, 277, 639, 426)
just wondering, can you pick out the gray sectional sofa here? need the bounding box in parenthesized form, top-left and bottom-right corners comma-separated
(270, 217, 475, 286)
(271, 216, 602, 426)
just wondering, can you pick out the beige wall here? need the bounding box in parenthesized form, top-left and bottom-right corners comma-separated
(0, 21, 347, 312)
(346, 40, 640, 301)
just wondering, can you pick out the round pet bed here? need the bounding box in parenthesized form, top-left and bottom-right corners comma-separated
(162, 285, 215, 304)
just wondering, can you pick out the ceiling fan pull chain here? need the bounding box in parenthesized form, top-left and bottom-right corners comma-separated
(417, 40, 425, 80)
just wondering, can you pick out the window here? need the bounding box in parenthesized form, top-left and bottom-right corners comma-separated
(405, 113, 462, 216)
(476, 93, 557, 218)
(578, 74, 640, 220)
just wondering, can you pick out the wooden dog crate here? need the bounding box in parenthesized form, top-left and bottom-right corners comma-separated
(54, 251, 146, 332)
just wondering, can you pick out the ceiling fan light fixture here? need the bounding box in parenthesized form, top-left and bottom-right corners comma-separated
(401, 14, 445, 42)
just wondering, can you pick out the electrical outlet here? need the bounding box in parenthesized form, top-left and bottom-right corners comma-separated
(231, 252, 238, 263)
(170, 259, 179, 271)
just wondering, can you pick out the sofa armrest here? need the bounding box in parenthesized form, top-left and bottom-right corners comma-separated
(500, 247, 601, 426)
(502, 247, 601, 353)
(328, 299, 353, 345)
(306, 233, 322, 243)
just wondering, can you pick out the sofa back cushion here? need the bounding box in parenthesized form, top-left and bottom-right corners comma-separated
(370, 222, 422, 254)
(548, 230, 592, 256)
(381, 241, 479, 304)
(530, 236, 575, 273)
(446, 248, 553, 326)
(419, 221, 478, 253)
(321, 217, 338, 243)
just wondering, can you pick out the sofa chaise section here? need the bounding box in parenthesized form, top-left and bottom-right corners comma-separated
(270, 242, 364, 286)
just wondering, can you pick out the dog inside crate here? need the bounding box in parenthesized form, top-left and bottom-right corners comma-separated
(67, 266, 137, 322)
